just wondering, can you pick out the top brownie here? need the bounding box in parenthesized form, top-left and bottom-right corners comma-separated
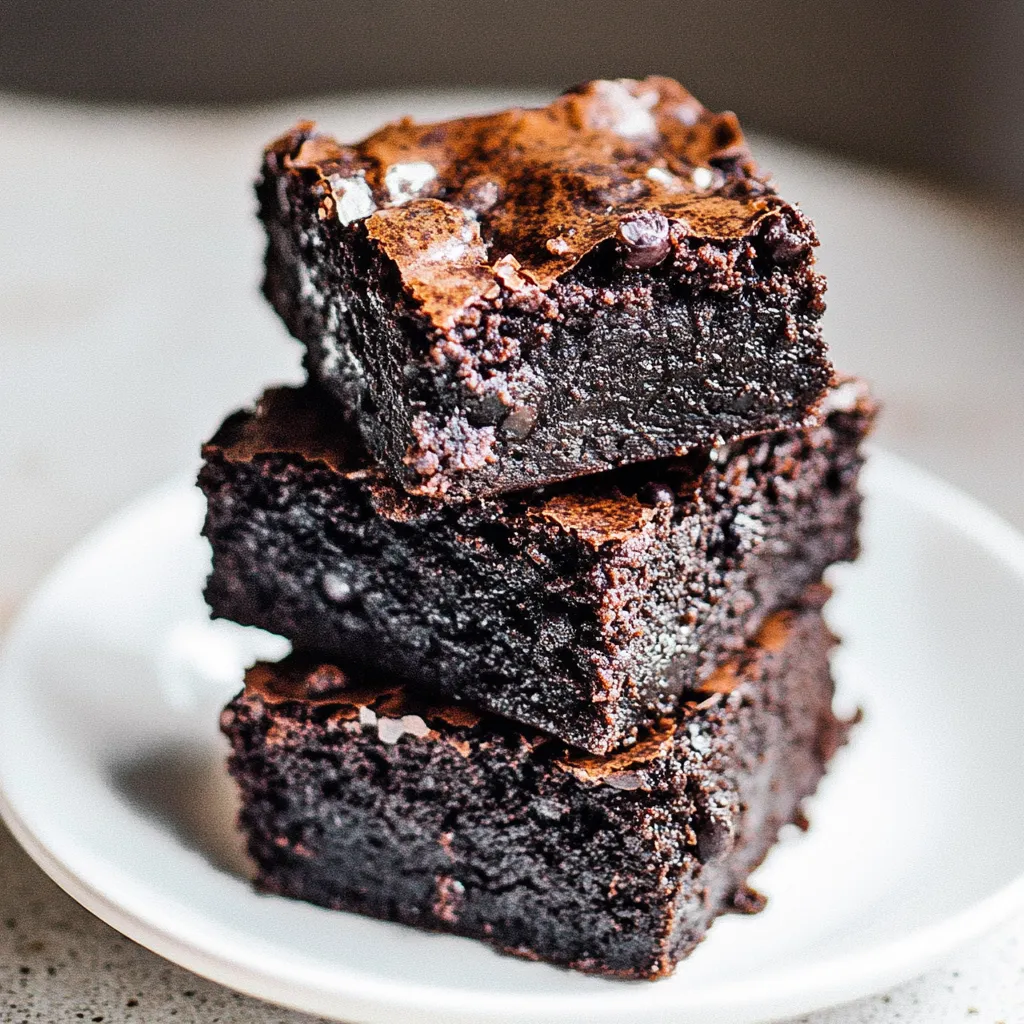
(260, 76, 833, 500)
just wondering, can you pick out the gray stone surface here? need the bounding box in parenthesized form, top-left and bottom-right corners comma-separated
(0, 821, 327, 1024)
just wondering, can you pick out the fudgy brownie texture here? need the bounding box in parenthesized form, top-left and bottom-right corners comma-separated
(221, 599, 846, 979)
(258, 76, 833, 500)
(200, 379, 873, 755)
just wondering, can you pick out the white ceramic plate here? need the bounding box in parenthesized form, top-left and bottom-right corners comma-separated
(1, 451, 1023, 1024)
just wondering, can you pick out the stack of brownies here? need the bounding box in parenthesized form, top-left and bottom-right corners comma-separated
(201, 77, 876, 979)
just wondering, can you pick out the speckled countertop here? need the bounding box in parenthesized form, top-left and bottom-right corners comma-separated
(1, 90, 1023, 1024)
(2, 813, 1021, 1023)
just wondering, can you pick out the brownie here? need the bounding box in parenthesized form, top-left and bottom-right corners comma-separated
(258, 76, 833, 500)
(200, 379, 873, 755)
(221, 598, 846, 979)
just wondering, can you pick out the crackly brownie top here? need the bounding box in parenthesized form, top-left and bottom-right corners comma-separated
(238, 605, 819, 779)
(202, 386, 372, 479)
(265, 77, 798, 327)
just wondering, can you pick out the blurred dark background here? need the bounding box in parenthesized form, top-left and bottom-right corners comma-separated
(2, 0, 1023, 202)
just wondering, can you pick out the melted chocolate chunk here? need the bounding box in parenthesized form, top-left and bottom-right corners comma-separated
(616, 211, 672, 268)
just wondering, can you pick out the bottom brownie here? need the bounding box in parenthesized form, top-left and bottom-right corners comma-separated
(221, 591, 847, 979)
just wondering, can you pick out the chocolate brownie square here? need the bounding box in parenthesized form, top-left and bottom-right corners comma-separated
(221, 598, 846, 978)
(200, 379, 873, 754)
(258, 77, 832, 500)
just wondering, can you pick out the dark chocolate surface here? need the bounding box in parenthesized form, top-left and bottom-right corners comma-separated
(200, 379, 874, 753)
(259, 77, 833, 499)
(222, 603, 847, 978)
(267, 77, 772, 328)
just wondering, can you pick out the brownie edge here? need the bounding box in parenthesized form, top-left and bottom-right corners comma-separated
(221, 598, 847, 979)
(201, 377, 874, 755)
(259, 77, 833, 500)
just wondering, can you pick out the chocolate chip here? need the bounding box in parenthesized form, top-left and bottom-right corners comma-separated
(502, 404, 538, 439)
(616, 211, 671, 268)
(695, 816, 732, 861)
(761, 214, 810, 264)
(637, 481, 675, 506)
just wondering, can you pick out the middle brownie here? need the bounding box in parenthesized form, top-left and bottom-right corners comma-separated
(200, 380, 873, 754)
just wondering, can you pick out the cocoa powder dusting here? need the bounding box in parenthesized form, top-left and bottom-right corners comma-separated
(267, 77, 779, 326)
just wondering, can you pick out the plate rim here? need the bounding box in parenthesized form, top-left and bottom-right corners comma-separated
(3, 448, 1024, 1024)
